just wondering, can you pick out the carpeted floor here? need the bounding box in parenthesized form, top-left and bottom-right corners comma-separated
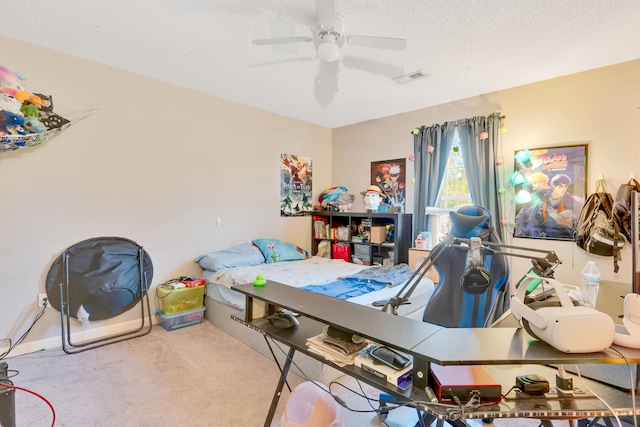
(2, 319, 621, 426)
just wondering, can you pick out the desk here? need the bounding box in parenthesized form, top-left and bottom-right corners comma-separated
(231, 281, 640, 426)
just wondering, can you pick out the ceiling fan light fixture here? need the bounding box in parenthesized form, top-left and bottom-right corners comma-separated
(317, 41, 340, 62)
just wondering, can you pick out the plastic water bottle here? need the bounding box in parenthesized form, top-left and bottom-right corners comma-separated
(581, 261, 601, 308)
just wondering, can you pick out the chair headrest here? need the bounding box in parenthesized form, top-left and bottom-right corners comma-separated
(449, 206, 491, 239)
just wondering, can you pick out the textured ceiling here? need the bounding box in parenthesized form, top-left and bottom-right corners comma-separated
(3, 0, 640, 128)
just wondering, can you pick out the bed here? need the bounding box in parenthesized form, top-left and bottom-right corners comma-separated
(196, 240, 435, 382)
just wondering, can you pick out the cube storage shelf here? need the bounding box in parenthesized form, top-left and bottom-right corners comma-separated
(311, 211, 412, 266)
(157, 307, 206, 331)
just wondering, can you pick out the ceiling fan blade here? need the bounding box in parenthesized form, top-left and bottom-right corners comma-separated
(315, 60, 338, 106)
(346, 35, 407, 51)
(315, 0, 336, 30)
(252, 36, 313, 45)
(342, 56, 404, 78)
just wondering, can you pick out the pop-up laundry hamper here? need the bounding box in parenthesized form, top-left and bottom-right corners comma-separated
(45, 236, 154, 354)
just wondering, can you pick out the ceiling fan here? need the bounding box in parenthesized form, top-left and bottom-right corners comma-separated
(252, 0, 407, 104)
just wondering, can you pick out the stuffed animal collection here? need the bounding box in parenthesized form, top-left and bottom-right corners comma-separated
(1, 65, 69, 150)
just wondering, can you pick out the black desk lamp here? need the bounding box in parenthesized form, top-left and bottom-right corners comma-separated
(374, 235, 561, 315)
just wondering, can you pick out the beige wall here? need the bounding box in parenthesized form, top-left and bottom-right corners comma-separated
(333, 59, 640, 287)
(0, 36, 332, 352)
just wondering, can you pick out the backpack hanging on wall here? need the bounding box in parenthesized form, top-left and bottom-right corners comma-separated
(613, 177, 640, 243)
(575, 178, 625, 272)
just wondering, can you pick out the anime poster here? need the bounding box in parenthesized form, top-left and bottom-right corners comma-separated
(371, 158, 406, 213)
(513, 144, 587, 240)
(280, 153, 313, 216)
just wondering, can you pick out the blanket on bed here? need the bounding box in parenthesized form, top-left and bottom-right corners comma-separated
(299, 264, 413, 300)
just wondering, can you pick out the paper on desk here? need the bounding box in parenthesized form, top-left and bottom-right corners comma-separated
(306, 334, 364, 367)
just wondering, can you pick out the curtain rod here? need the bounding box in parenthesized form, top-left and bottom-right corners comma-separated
(412, 114, 506, 132)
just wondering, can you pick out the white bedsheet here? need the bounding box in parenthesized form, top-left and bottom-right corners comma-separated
(202, 257, 434, 318)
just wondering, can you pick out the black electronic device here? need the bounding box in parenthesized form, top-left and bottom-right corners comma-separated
(516, 374, 550, 395)
(266, 311, 299, 329)
(368, 345, 411, 371)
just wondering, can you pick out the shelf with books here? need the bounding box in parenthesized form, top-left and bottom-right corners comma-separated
(310, 211, 412, 266)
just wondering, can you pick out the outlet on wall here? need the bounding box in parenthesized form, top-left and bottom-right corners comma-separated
(38, 293, 48, 308)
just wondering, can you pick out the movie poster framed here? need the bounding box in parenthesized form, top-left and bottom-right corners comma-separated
(513, 143, 588, 240)
(370, 158, 406, 213)
(280, 153, 313, 216)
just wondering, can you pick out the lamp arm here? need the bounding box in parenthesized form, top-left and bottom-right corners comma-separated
(378, 234, 455, 315)
(376, 234, 563, 315)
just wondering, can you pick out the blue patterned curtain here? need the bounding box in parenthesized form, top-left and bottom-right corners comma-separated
(412, 122, 457, 238)
(457, 113, 505, 240)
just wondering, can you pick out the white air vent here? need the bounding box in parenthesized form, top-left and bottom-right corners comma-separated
(393, 70, 427, 84)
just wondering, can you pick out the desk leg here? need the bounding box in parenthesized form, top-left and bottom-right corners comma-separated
(264, 347, 295, 427)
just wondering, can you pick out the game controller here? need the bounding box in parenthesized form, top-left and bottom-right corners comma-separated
(613, 293, 640, 349)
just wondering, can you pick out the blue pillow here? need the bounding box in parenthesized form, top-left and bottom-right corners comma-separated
(195, 242, 265, 272)
(252, 239, 309, 264)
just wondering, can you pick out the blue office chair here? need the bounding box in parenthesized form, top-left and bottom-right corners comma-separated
(423, 205, 510, 328)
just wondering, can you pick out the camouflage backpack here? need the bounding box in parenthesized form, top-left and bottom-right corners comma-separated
(575, 179, 625, 272)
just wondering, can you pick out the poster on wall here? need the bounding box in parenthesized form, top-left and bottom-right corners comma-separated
(280, 153, 313, 217)
(371, 158, 406, 213)
(513, 143, 587, 240)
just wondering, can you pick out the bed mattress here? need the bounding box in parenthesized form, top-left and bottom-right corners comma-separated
(202, 257, 434, 319)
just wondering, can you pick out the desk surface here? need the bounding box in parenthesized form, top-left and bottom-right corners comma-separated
(231, 281, 640, 421)
(232, 281, 640, 366)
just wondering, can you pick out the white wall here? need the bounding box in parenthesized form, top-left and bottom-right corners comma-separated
(0, 36, 332, 353)
(333, 59, 640, 289)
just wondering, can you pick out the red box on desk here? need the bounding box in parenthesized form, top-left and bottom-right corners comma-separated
(331, 243, 351, 261)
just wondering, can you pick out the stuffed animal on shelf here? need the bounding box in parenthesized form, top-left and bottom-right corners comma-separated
(0, 110, 26, 136)
(318, 186, 355, 212)
(0, 93, 23, 115)
(22, 116, 47, 134)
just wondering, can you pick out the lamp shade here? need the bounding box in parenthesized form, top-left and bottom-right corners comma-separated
(514, 149, 531, 165)
(509, 171, 526, 186)
(317, 41, 340, 62)
(515, 190, 532, 204)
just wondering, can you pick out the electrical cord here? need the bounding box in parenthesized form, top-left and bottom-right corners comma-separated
(605, 347, 638, 427)
(0, 301, 48, 360)
(572, 363, 623, 427)
(264, 334, 497, 425)
(265, 335, 415, 423)
(0, 381, 56, 427)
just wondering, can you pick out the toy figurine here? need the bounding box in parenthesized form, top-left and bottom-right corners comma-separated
(361, 185, 383, 212)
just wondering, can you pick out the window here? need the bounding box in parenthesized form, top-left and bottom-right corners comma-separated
(426, 129, 473, 243)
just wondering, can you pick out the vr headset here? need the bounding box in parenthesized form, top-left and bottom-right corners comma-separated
(511, 276, 615, 353)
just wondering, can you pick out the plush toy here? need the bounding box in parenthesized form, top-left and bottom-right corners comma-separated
(22, 116, 47, 134)
(0, 93, 24, 115)
(318, 186, 355, 211)
(0, 110, 26, 136)
(33, 93, 53, 112)
(0, 65, 26, 95)
(20, 104, 39, 117)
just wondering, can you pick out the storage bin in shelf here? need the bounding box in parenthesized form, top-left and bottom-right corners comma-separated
(157, 307, 206, 331)
(0, 109, 97, 154)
